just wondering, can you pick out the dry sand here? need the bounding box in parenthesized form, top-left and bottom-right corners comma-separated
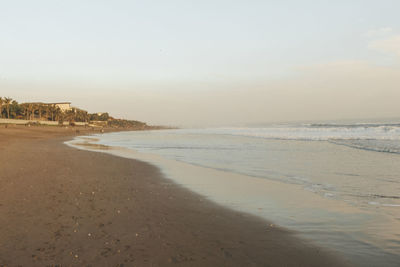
(0, 125, 350, 266)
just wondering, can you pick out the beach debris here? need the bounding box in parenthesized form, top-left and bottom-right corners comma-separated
(117, 209, 121, 214)
(168, 257, 178, 263)
(92, 191, 95, 195)
(74, 254, 79, 258)
(135, 233, 139, 237)
(88, 233, 92, 237)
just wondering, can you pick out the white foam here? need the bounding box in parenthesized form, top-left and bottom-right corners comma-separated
(178, 125, 400, 141)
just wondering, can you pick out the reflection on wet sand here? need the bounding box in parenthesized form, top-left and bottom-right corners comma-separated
(67, 136, 400, 267)
(71, 141, 110, 150)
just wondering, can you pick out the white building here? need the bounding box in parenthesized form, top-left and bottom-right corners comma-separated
(23, 102, 72, 112)
(48, 102, 72, 112)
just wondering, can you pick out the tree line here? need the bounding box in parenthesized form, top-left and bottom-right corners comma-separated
(0, 97, 150, 128)
(0, 97, 88, 122)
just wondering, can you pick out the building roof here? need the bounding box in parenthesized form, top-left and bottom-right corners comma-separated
(22, 102, 71, 105)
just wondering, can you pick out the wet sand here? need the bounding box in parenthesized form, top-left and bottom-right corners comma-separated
(0, 125, 350, 266)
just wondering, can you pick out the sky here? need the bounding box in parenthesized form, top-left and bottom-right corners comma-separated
(1, 0, 400, 126)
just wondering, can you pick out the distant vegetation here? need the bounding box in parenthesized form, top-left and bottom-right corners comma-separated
(0, 96, 151, 129)
(0, 97, 87, 122)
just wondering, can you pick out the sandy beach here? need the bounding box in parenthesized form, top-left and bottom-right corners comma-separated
(0, 125, 349, 266)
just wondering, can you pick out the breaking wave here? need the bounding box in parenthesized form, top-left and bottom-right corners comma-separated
(177, 123, 400, 154)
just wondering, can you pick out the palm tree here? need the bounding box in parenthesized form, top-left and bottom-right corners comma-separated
(23, 103, 30, 120)
(20, 103, 26, 119)
(10, 100, 20, 119)
(64, 109, 74, 123)
(74, 109, 88, 122)
(37, 103, 48, 120)
(26, 103, 34, 120)
(44, 104, 50, 121)
(0, 97, 3, 118)
(37, 103, 43, 120)
(42, 103, 50, 120)
(33, 103, 44, 120)
(82, 110, 89, 122)
(54, 107, 62, 123)
(31, 103, 37, 119)
(48, 105, 58, 121)
(4, 97, 12, 119)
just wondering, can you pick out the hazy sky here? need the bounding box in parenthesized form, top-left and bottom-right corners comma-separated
(1, 0, 400, 126)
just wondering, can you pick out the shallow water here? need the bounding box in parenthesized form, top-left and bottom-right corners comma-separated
(67, 124, 400, 266)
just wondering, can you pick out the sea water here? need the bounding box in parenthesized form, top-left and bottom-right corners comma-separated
(68, 122, 400, 266)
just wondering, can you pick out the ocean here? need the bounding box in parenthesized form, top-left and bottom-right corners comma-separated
(68, 122, 400, 266)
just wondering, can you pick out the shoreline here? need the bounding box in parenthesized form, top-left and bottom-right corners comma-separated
(0, 126, 350, 266)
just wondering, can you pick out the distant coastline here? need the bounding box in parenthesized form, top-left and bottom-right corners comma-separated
(0, 96, 170, 130)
